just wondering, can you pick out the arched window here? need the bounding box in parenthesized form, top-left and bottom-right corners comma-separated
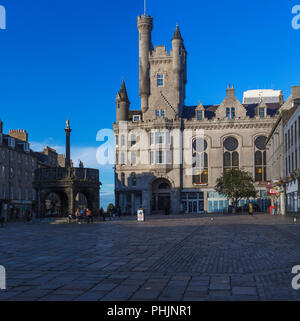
(121, 173, 125, 186)
(192, 138, 208, 184)
(254, 136, 267, 182)
(131, 173, 137, 187)
(223, 136, 239, 173)
(159, 182, 170, 189)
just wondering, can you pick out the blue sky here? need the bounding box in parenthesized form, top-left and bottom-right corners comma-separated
(0, 0, 299, 208)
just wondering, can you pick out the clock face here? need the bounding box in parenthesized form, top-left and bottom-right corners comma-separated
(255, 136, 267, 150)
(223, 137, 238, 151)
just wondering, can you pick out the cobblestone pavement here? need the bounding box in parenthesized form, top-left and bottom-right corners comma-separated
(0, 213, 300, 301)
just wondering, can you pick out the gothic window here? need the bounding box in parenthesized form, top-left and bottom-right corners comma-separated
(150, 132, 154, 145)
(121, 173, 125, 186)
(192, 137, 208, 184)
(157, 74, 164, 87)
(131, 173, 137, 187)
(224, 136, 239, 151)
(130, 133, 136, 147)
(254, 136, 267, 182)
(231, 108, 235, 119)
(130, 151, 136, 165)
(223, 136, 239, 173)
(121, 135, 125, 146)
(155, 110, 160, 117)
(196, 110, 203, 120)
(120, 152, 125, 165)
(226, 108, 236, 120)
(159, 182, 170, 189)
(161, 110, 165, 118)
(258, 107, 265, 118)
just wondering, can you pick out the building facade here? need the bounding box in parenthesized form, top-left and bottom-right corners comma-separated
(0, 120, 69, 220)
(266, 86, 300, 214)
(113, 13, 283, 215)
(0, 123, 37, 220)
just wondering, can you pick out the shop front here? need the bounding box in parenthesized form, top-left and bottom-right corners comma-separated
(181, 192, 204, 214)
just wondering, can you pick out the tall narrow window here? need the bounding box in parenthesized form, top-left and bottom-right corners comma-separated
(157, 74, 164, 87)
(131, 151, 136, 165)
(150, 132, 154, 145)
(131, 173, 137, 187)
(192, 138, 208, 184)
(231, 108, 235, 119)
(223, 136, 239, 173)
(258, 107, 265, 118)
(226, 108, 235, 120)
(226, 108, 230, 119)
(121, 152, 125, 165)
(161, 110, 165, 118)
(254, 136, 267, 182)
(130, 133, 136, 147)
(196, 110, 203, 120)
(121, 135, 125, 147)
(121, 173, 125, 186)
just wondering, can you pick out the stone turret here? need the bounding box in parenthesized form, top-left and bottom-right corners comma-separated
(171, 24, 186, 116)
(137, 14, 153, 113)
(116, 78, 130, 122)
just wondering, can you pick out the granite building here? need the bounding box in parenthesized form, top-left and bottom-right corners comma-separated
(0, 120, 69, 220)
(113, 13, 283, 215)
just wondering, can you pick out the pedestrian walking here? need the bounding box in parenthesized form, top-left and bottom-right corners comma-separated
(86, 208, 93, 224)
(75, 208, 82, 224)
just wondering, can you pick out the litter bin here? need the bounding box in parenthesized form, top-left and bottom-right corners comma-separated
(137, 208, 145, 222)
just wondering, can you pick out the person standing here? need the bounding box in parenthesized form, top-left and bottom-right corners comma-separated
(86, 208, 93, 224)
(75, 208, 81, 224)
(249, 203, 253, 216)
(117, 206, 121, 218)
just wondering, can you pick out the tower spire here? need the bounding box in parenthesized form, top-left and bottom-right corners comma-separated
(144, 0, 146, 15)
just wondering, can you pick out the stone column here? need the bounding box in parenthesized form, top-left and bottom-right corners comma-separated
(204, 191, 208, 213)
(65, 120, 72, 168)
(280, 187, 286, 216)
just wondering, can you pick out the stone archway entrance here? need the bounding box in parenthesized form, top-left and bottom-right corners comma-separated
(44, 191, 68, 217)
(151, 178, 171, 214)
(34, 167, 100, 217)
